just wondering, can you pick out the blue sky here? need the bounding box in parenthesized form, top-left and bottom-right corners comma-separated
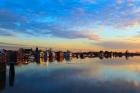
(0, 0, 140, 51)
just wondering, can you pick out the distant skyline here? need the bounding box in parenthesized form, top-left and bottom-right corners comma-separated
(0, 0, 140, 51)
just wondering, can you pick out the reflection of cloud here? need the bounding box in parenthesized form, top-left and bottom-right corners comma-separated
(102, 61, 140, 73)
(126, 64, 140, 73)
(7, 62, 140, 93)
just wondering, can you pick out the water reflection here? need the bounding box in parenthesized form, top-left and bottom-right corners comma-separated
(0, 63, 6, 92)
(9, 63, 15, 87)
(65, 57, 73, 62)
(1, 57, 140, 93)
(49, 57, 55, 63)
(0, 62, 16, 92)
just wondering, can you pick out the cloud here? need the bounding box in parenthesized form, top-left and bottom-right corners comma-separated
(0, 42, 54, 50)
(116, 0, 123, 4)
(0, 28, 36, 37)
(0, 42, 32, 50)
(39, 24, 101, 40)
(81, 0, 97, 4)
(0, 28, 15, 36)
(0, 0, 140, 41)
(133, 7, 140, 14)
(94, 41, 140, 49)
(52, 30, 101, 40)
(76, 0, 140, 29)
(0, 42, 28, 46)
(0, 7, 101, 40)
(113, 19, 140, 29)
(0, 9, 27, 30)
(116, 0, 135, 4)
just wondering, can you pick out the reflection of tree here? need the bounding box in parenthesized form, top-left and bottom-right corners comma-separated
(0, 63, 6, 92)
(9, 63, 15, 87)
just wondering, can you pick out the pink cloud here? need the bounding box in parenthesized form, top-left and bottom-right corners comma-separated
(116, 0, 123, 4)
(76, 31, 102, 40)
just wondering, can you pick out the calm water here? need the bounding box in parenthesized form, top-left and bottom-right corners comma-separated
(1, 57, 140, 93)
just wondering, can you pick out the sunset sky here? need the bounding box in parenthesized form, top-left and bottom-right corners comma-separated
(0, 0, 140, 51)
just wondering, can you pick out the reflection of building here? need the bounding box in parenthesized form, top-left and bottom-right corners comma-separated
(9, 63, 15, 87)
(74, 53, 80, 58)
(104, 51, 112, 58)
(49, 57, 55, 62)
(99, 51, 104, 57)
(0, 63, 6, 91)
(40, 50, 44, 58)
(65, 57, 72, 62)
(64, 50, 73, 58)
(80, 53, 85, 59)
(49, 48, 55, 59)
(39, 50, 45, 64)
(56, 57, 64, 62)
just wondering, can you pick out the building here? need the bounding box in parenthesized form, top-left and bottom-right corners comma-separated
(0, 49, 6, 63)
(49, 48, 55, 59)
(43, 50, 49, 62)
(56, 51, 64, 58)
(35, 47, 40, 63)
(6, 51, 17, 63)
(24, 48, 33, 57)
(17, 48, 25, 63)
(39, 50, 44, 63)
(64, 50, 73, 58)
(56, 51, 64, 62)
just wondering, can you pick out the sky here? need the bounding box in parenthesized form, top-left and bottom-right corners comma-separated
(0, 0, 140, 51)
